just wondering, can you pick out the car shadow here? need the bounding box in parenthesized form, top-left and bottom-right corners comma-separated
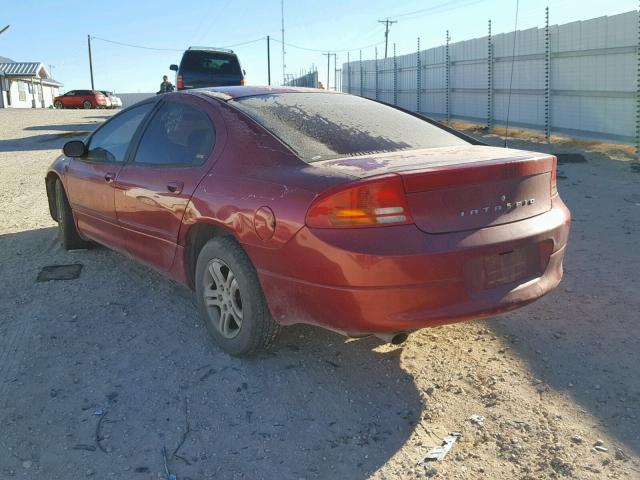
(0, 227, 422, 479)
(0, 120, 108, 153)
(0, 131, 92, 152)
(24, 122, 104, 133)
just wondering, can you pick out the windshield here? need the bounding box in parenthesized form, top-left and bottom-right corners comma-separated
(181, 51, 242, 76)
(232, 93, 468, 162)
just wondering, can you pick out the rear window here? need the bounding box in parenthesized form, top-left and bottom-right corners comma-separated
(181, 51, 241, 76)
(232, 93, 468, 162)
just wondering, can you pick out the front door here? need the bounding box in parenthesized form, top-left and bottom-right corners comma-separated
(115, 96, 219, 271)
(66, 102, 155, 250)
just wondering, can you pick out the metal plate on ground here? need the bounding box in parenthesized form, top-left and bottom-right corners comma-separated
(36, 264, 83, 282)
(554, 153, 587, 164)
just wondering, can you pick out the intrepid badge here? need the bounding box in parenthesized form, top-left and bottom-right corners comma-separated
(459, 195, 536, 217)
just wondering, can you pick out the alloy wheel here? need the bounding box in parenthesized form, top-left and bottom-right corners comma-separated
(202, 258, 243, 339)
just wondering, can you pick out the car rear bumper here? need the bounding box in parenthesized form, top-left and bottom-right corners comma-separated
(253, 196, 570, 336)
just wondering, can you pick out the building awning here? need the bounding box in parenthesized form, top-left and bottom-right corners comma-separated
(0, 62, 41, 76)
(0, 62, 63, 87)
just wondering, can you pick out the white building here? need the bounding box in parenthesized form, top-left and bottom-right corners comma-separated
(0, 59, 63, 108)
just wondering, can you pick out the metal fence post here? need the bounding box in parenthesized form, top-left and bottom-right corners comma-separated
(393, 43, 398, 105)
(347, 52, 351, 93)
(636, 0, 640, 156)
(360, 50, 364, 97)
(375, 47, 379, 100)
(446, 30, 451, 123)
(487, 20, 493, 130)
(545, 6, 551, 142)
(417, 37, 421, 113)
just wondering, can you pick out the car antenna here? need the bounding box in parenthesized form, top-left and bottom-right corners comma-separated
(503, 0, 519, 148)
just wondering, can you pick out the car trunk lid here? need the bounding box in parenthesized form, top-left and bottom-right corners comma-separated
(313, 145, 555, 234)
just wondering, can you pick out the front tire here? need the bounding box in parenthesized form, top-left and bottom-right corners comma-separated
(55, 180, 89, 250)
(195, 236, 280, 356)
(54, 101, 63, 109)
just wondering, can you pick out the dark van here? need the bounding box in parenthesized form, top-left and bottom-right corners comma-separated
(170, 47, 245, 90)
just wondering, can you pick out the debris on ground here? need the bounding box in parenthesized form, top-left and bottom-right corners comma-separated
(36, 264, 83, 282)
(469, 414, 485, 425)
(420, 433, 461, 462)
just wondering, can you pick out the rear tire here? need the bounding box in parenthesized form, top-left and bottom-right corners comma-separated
(83, 100, 92, 109)
(55, 180, 89, 250)
(195, 236, 280, 356)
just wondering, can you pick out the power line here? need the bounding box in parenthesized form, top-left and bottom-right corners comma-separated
(272, 38, 383, 54)
(386, 0, 484, 22)
(90, 35, 266, 52)
(504, 0, 520, 148)
(90, 36, 183, 52)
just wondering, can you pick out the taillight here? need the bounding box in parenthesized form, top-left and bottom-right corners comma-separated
(550, 155, 558, 196)
(177, 75, 183, 89)
(306, 175, 413, 228)
(240, 78, 245, 85)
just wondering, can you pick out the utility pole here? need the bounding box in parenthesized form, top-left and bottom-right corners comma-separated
(378, 18, 397, 58)
(0, 25, 9, 36)
(267, 35, 271, 85)
(87, 35, 95, 90)
(332, 53, 337, 90)
(281, 0, 286, 85)
(322, 52, 332, 90)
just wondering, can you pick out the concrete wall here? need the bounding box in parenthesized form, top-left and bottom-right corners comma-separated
(342, 10, 638, 143)
(118, 93, 155, 109)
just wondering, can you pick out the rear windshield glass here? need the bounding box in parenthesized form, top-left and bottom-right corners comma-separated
(181, 51, 241, 76)
(233, 93, 468, 162)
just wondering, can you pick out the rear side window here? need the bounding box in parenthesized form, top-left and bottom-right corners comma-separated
(132, 101, 215, 166)
(181, 51, 241, 76)
(233, 93, 468, 162)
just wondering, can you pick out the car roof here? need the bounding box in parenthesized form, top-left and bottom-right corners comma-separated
(192, 86, 343, 101)
(187, 46, 235, 54)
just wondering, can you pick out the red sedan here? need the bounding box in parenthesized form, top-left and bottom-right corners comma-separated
(45, 87, 570, 356)
(54, 89, 109, 109)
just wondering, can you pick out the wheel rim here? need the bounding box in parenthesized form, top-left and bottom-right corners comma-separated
(203, 259, 243, 339)
(83, 101, 91, 109)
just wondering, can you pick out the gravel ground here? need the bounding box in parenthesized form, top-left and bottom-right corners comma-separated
(0, 109, 639, 479)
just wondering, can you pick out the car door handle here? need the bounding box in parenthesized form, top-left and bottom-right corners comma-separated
(166, 181, 184, 194)
(104, 172, 116, 183)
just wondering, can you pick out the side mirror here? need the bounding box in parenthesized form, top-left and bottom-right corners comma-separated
(63, 140, 86, 158)
(169, 64, 178, 71)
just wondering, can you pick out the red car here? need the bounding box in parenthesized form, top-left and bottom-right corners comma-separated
(45, 87, 570, 356)
(54, 89, 108, 109)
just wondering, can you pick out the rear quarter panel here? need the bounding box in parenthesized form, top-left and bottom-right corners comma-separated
(179, 98, 357, 256)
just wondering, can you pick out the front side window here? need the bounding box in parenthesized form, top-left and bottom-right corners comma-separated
(86, 103, 154, 163)
(233, 93, 468, 163)
(132, 101, 215, 166)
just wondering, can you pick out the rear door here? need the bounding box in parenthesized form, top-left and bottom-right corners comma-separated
(180, 50, 243, 89)
(65, 102, 155, 250)
(114, 95, 221, 271)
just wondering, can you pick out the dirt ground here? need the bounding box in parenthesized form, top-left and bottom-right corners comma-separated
(0, 109, 638, 480)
